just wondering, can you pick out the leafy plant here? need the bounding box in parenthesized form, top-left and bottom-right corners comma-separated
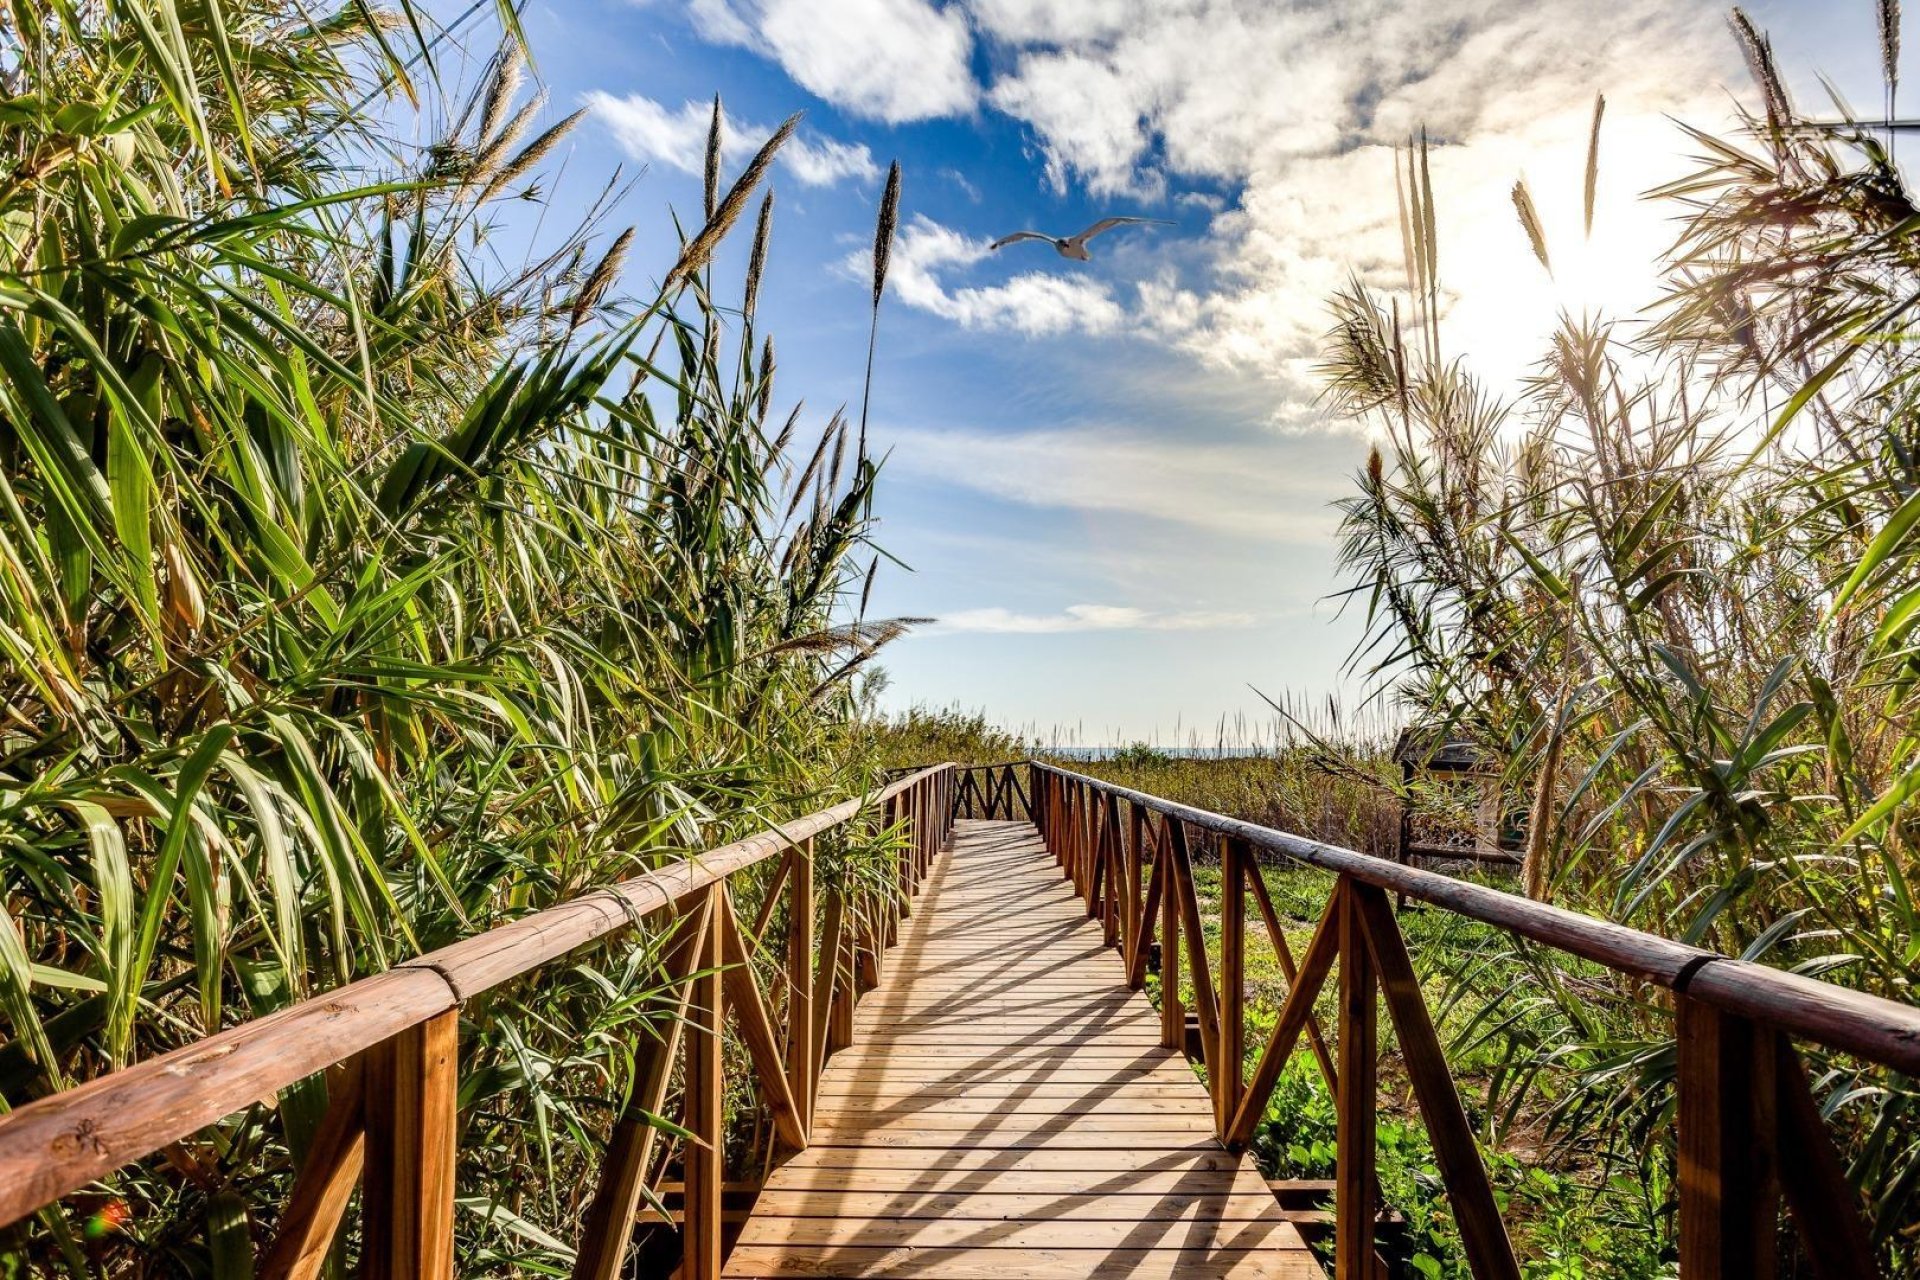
(0, 1, 907, 1272)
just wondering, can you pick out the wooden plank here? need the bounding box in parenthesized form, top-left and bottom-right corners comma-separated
(361, 1010, 458, 1280)
(732, 820, 1315, 1279)
(735, 1216, 1303, 1249)
(811, 1096, 1214, 1117)
(809, 1113, 1219, 1136)
(752, 1174, 1274, 1205)
(814, 1081, 1206, 1099)
(804, 1129, 1219, 1150)
(747, 1191, 1279, 1220)
(725, 1245, 1316, 1278)
(778, 1142, 1247, 1170)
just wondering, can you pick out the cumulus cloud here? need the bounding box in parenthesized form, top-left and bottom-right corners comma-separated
(586, 92, 878, 186)
(969, 0, 1734, 396)
(687, 0, 976, 122)
(849, 214, 1125, 335)
(688, 0, 1744, 418)
(931, 604, 1255, 634)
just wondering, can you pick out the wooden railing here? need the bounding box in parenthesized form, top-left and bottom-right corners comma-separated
(1031, 759, 1920, 1280)
(950, 761, 1031, 821)
(0, 764, 957, 1279)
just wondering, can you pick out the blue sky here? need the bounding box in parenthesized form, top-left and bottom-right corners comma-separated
(491, 0, 1874, 743)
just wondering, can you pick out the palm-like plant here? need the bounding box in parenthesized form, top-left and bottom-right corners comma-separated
(1324, 9, 1920, 1265)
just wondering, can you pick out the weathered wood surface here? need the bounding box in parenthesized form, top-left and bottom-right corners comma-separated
(727, 819, 1319, 1279)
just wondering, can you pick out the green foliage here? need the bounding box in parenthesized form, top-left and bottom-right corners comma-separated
(0, 2, 906, 1271)
(1321, 10, 1920, 1272)
(858, 703, 1031, 771)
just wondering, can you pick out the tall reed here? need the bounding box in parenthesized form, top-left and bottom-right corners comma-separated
(0, 2, 907, 1271)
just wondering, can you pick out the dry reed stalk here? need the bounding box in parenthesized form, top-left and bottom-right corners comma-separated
(571, 227, 632, 329)
(1511, 178, 1551, 274)
(667, 114, 797, 288)
(857, 161, 901, 456)
(704, 95, 723, 219)
(745, 191, 773, 319)
(1584, 94, 1606, 237)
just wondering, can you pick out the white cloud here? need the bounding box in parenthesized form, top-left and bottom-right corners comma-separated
(963, 0, 1736, 396)
(784, 134, 881, 185)
(882, 423, 1349, 540)
(585, 92, 878, 187)
(931, 604, 1255, 634)
(853, 214, 1125, 335)
(691, 0, 1745, 423)
(687, 0, 976, 122)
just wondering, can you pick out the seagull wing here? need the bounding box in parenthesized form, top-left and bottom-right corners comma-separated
(1073, 216, 1175, 243)
(990, 231, 1055, 251)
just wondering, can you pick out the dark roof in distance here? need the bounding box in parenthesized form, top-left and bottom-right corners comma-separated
(1393, 725, 1492, 771)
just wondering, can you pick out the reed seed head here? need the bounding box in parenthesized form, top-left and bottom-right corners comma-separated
(872, 161, 901, 309)
(704, 94, 723, 220)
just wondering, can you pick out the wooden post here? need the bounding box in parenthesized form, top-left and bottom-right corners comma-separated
(1101, 794, 1122, 946)
(361, 1011, 458, 1280)
(1125, 801, 1145, 979)
(1130, 818, 1162, 991)
(1676, 997, 1780, 1280)
(683, 886, 725, 1280)
(1218, 836, 1248, 1133)
(812, 892, 845, 1059)
(892, 793, 909, 930)
(826, 900, 856, 1054)
(1169, 821, 1220, 1078)
(787, 837, 816, 1127)
(1158, 832, 1183, 1052)
(1085, 793, 1106, 923)
(1334, 882, 1377, 1280)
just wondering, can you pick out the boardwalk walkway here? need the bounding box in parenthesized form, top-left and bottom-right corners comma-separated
(725, 819, 1320, 1278)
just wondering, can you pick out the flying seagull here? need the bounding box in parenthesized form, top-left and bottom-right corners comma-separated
(990, 216, 1173, 261)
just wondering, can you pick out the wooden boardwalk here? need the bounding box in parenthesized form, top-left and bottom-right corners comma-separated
(725, 819, 1320, 1278)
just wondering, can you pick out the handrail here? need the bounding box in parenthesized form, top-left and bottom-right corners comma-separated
(1028, 758, 1905, 1279)
(1035, 760, 1920, 1071)
(0, 763, 958, 1280)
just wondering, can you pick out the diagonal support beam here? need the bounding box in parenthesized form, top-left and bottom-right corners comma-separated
(1242, 857, 1338, 1094)
(570, 894, 712, 1280)
(1226, 888, 1340, 1149)
(258, 1065, 364, 1280)
(718, 889, 808, 1150)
